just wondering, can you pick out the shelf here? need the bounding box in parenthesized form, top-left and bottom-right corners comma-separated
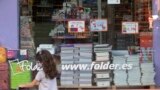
(36, 15, 51, 17)
(58, 85, 155, 89)
(52, 19, 89, 21)
(52, 36, 90, 39)
(58, 86, 111, 88)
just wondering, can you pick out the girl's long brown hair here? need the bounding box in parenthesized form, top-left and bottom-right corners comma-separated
(36, 50, 58, 79)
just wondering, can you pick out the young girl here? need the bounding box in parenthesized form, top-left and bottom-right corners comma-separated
(20, 50, 58, 90)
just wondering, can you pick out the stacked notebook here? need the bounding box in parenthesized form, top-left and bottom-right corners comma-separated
(140, 47, 155, 85)
(127, 55, 141, 85)
(94, 44, 112, 87)
(60, 44, 75, 86)
(74, 44, 93, 86)
(141, 62, 155, 85)
(60, 44, 93, 86)
(112, 50, 155, 86)
(113, 56, 128, 86)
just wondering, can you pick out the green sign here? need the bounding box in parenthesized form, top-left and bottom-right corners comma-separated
(10, 61, 31, 89)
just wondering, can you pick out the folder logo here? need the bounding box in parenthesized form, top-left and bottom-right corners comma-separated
(9, 59, 25, 75)
(9, 59, 42, 75)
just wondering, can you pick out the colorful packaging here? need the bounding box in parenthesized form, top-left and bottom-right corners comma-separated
(7, 50, 19, 60)
(0, 47, 7, 63)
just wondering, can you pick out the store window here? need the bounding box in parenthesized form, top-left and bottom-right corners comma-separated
(12, 0, 156, 89)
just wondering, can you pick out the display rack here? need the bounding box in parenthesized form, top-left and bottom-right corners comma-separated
(50, 17, 92, 44)
(49, 0, 102, 44)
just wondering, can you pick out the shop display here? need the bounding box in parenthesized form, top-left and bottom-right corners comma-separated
(52, 2, 77, 20)
(49, 24, 90, 39)
(52, 2, 91, 20)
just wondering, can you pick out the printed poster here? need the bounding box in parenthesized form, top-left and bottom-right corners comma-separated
(122, 22, 139, 34)
(90, 19, 108, 32)
(68, 20, 85, 32)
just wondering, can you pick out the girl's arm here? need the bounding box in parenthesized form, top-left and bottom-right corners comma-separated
(19, 79, 39, 88)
